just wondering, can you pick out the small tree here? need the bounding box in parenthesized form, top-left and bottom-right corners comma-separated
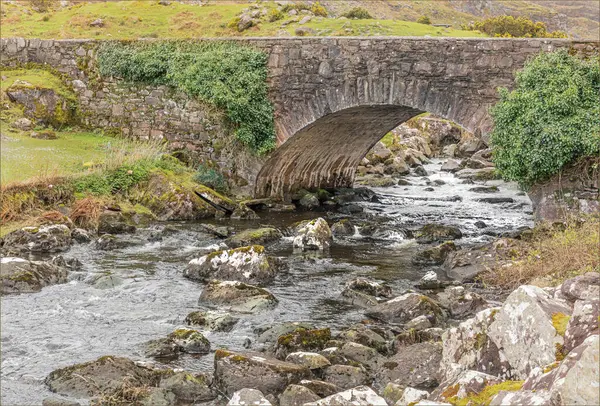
(463, 15, 568, 38)
(490, 50, 600, 189)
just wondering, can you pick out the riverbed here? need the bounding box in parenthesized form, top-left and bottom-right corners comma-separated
(0, 160, 533, 405)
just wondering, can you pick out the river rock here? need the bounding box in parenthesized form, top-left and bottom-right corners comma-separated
(454, 167, 497, 181)
(330, 219, 355, 237)
(564, 298, 599, 352)
(384, 157, 411, 176)
(416, 271, 447, 290)
(469, 186, 499, 193)
(199, 280, 278, 313)
(71, 228, 92, 243)
(144, 337, 180, 359)
(365, 292, 445, 325)
(298, 193, 320, 210)
(412, 242, 458, 266)
(185, 245, 279, 285)
(159, 371, 215, 403)
(443, 246, 496, 282)
(280, 384, 321, 406)
(488, 285, 572, 379)
(296, 380, 340, 397)
(304, 386, 387, 406)
(336, 324, 390, 354)
(440, 159, 461, 172)
(214, 349, 310, 397)
(339, 341, 380, 370)
(476, 197, 514, 204)
(1, 257, 68, 294)
(341, 277, 392, 308)
(367, 142, 393, 164)
(560, 272, 599, 302)
(184, 310, 239, 332)
(168, 328, 210, 354)
(226, 228, 283, 248)
(42, 398, 80, 406)
(228, 388, 271, 405)
(398, 387, 430, 405)
(413, 165, 428, 176)
(293, 218, 332, 251)
(2, 225, 71, 253)
(275, 328, 331, 359)
(433, 286, 489, 320)
(431, 370, 502, 403)
(286, 352, 331, 370)
(441, 144, 458, 157)
(257, 322, 316, 348)
(97, 210, 136, 235)
(45, 356, 160, 397)
(415, 224, 462, 244)
(322, 365, 370, 390)
(94, 234, 139, 250)
(440, 307, 506, 381)
(374, 342, 442, 390)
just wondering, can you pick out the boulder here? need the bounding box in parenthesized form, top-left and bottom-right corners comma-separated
(168, 328, 210, 354)
(338, 342, 380, 370)
(184, 245, 279, 285)
(398, 387, 430, 405)
(1, 257, 68, 294)
(45, 356, 159, 397)
(413, 165, 428, 177)
(454, 167, 497, 181)
(330, 219, 355, 237)
(416, 271, 448, 290)
(296, 380, 340, 398)
(2, 225, 71, 253)
(199, 280, 278, 313)
(341, 278, 392, 308)
(415, 224, 462, 244)
(457, 137, 485, 157)
(71, 228, 92, 243)
(384, 157, 411, 176)
(441, 144, 457, 158)
(286, 352, 331, 370)
(564, 298, 599, 352)
(489, 390, 552, 406)
(275, 328, 331, 359)
(6, 82, 74, 127)
(293, 218, 332, 251)
(159, 371, 215, 403)
(335, 324, 390, 355)
(365, 292, 445, 325)
(355, 175, 396, 187)
(560, 272, 599, 302)
(279, 384, 320, 406)
(440, 159, 461, 172)
(404, 148, 428, 167)
(366, 142, 393, 164)
(298, 193, 320, 210)
(228, 388, 271, 405)
(469, 186, 499, 193)
(431, 370, 502, 403)
(488, 285, 572, 379)
(322, 365, 370, 390)
(440, 308, 507, 381)
(226, 228, 282, 248)
(94, 234, 139, 250)
(12, 117, 33, 130)
(374, 342, 442, 389)
(143, 337, 180, 359)
(304, 386, 387, 406)
(257, 322, 316, 348)
(214, 350, 310, 397)
(184, 310, 239, 332)
(464, 158, 493, 169)
(433, 286, 489, 320)
(97, 210, 137, 235)
(443, 247, 496, 283)
(230, 204, 259, 220)
(412, 242, 458, 266)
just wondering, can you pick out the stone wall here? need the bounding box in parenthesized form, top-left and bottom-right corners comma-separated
(1, 37, 597, 197)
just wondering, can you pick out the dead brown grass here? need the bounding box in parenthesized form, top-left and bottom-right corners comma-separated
(36, 210, 73, 227)
(69, 196, 103, 229)
(480, 218, 600, 289)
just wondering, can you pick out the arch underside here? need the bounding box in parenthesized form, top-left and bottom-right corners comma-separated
(255, 105, 424, 199)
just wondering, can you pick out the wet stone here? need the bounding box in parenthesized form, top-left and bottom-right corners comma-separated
(184, 310, 239, 332)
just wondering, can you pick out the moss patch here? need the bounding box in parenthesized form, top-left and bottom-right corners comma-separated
(552, 312, 570, 336)
(447, 380, 524, 406)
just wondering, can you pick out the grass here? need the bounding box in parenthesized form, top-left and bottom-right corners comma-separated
(0, 68, 75, 100)
(480, 218, 600, 289)
(446, 380, 524, 406)
(0, 0, 484, 39)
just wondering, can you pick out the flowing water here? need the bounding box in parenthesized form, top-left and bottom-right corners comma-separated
(0, 160, 533, 405)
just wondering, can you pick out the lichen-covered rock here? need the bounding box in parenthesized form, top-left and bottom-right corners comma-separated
(341, 278, 392, 308)
(293, 218, 332, 251)
(440, 308, 507, 381)
(45, 356, 160, 397)
(168, 328, 210, 354)
(184, 310, 239, 332)
(431, 370, 502, 403)
(2, 225, 71, 253)
(518, 335, 599, 406)
(297, 380, 340, 398)
(1, 257, 68, 294)
(416, 270, 450, 290)
(384, 157, 411, 176)
(257, 322, 316, 348)
(214, 350, 310, 397)
(374, 342, 442, 390)
(488, 285, 572, 379)
(443, 246, 497, 282)
(97, 210, 137, 235)
(564, 298, 599, 352)
(412, 242, 458, 266)
(228, 388, 272, 405)
(304, 386, 387, 406)
(230, 203, 259, 220)
(143, 337, 180, 359)
(285, 352, 331, 370)
(94, 234, 139, 250)
(298, 193, 321, 210)
(199, 280, 278, 313)
(279, 384, 321, 406)
(488, 390, 552, 406)
(415, 224, 462, 244)
(159, 371, 215, 403)
(434, 286, 489, 320)
(365, 293, 445, 325)
(226, 228, 283, 248)
(71, 228, 92, 243)
(335, 324, 390, 355)
(322, 365, 370, 390)
(275, 328, 331, 359)
(454, 167, 497, 181)
(184, 245, 279, 285)
(560, 272, 599, 302)
(367, 142, 393, 164)
(398, 387, 430, 405)
(330, 219, 355, 237)
(6, 81, 74, 127)
(338, 342, 380, 370)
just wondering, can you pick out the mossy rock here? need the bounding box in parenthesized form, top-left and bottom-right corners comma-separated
(226, 227, 282, 248)
(275, 328, 332, 359)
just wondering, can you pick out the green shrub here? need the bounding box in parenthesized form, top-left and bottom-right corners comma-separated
(342, 7, 372, 20)
(311, 2, 328, 17)
(491, 50, 600, 189)
(281, 2, 310, 13)
(417, 15, 431, 25)
(267, 8, 284, 22)
(462, 15, 568, 38)
(97, 41, 275, 154)
(193, 165, 227, 193)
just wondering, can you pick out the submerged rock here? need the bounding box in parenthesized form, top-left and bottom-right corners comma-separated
(199, 280, 278, 313)
(226, 227, 282, 248)
(214, 349, 310, 397)
(293, 218, 332, 251)
(2, 224, 71, 253)
(1, 257, 68, 294)
(298, 193, 321, 210)
(184, 310, 239, 332)
(185, 245, 280, 285)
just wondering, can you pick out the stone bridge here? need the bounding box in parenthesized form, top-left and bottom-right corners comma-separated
(1, 37, 598, 198)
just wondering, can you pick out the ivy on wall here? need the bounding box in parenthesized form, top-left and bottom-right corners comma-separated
(97, 41, 275, 154)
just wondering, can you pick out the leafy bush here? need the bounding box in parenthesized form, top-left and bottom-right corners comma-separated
(462, 15, 568, 38)
(342, 7, 372, 20)
(417, 15, 431, 25)
(490, 50, 600, 189)
(311, 2, 328, 17)
(281, 2, 310, 13)
(193, 164, 227, 192)
(97, 41, 275, 154)
(267, 8, 284, 22)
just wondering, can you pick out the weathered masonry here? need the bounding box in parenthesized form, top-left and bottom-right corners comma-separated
(1, 37, 598, 198)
